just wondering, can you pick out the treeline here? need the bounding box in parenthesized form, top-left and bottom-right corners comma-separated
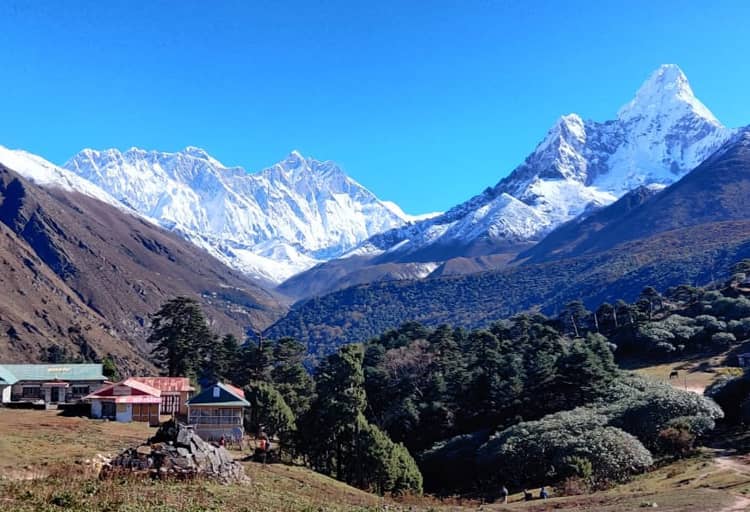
(551, 259, 750, 358)
(360, 321, 721, 493)
(146, 296, 422, 496)
(145, 259, 750, 496)
(265, 237, 750, 358)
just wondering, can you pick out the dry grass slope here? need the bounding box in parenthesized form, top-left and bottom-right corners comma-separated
(3, 409, 750, 511)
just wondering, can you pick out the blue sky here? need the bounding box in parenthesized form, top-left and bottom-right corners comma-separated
(1, 1, 748, 214)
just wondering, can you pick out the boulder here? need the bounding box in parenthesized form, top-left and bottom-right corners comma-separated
(101, 421, 246, 484)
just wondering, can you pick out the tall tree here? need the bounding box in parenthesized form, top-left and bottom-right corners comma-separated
(203, 333, 240, 381)
(244, 381, 296, 452)
(271, 337, 314, 417)
(303, 344, 366, 479)
(147, 297, 212, 377)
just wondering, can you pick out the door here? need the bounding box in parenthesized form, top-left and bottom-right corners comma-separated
(102, 401, 116, 419)
(50, 387, 60, 403)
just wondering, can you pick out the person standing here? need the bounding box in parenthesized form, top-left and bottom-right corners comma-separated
(500, 485, 509, 503)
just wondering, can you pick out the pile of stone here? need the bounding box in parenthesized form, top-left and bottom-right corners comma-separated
(100, 421, 246, 484)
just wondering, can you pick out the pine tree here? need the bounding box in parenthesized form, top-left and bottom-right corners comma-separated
(147, 297, 212, 377)
(244, 381, 296, 452)
(271, 337, 314, 417)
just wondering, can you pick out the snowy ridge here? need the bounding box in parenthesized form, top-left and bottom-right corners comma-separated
(63, 148, 414, 282)
(356, 64, 734, 259)
(0, 145, 134, 214)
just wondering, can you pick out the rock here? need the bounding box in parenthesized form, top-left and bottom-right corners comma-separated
(102, 422, 246, 484)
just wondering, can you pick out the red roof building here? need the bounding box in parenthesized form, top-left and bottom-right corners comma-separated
(85, 378, 162, 424)
(132, 377, 195, 415)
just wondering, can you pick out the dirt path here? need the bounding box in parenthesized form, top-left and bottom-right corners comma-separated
(714, 455, 750, 477)
(718, 495, 750, 512)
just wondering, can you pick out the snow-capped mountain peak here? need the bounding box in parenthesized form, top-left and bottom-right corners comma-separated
(62, 147, 415, 282)
(617, 64, 719, 125)
(350, 64, 735, 263)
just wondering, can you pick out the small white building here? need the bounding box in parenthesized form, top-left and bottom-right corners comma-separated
(85, 378, 162, 424)
(0, 364, 107, 405)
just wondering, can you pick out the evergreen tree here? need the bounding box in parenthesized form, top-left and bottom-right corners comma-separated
(101, 356, 120, 381)
(301, 344, 367, 479)
(202, 333, 240, 381)
(147, 297, 212, 377)
(244, 381, 296, 451)
(271, 337, 314, 417)
(234, 339, 273, 386)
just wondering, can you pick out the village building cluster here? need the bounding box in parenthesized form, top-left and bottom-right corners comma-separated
(0, 363, 249, 441)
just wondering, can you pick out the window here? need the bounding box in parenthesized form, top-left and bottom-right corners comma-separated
(21, 386, 41, 399)
(161, 394, 181, 414)
(71, 386, 89, 396)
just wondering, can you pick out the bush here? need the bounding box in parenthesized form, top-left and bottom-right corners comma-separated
(710, 297, 750, 320)
(657, 424, 695, 457)
(418, 430, 490, 492)
(609, 383, 723, 451)
(711, 332, 737, 347)
(706, 372, 750, 423)
(476, 409, 651, 487)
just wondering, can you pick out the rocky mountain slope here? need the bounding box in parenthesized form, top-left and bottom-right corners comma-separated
(521, 129, 750, 263)
(266, 132, 750, 354)
(63, 148, 415, 282)
(351, 64, 732, 259)
(0, 162, 287, 365)
(279, 64, 734, 299)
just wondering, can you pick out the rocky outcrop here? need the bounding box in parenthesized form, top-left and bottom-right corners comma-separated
(101, 421, 246, 484)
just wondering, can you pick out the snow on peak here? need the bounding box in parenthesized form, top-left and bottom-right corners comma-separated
(62, 146, 418, 282)
(0, 144, 134, 214)
(617, 64, 719, 125)
(353, 64, 735, 261)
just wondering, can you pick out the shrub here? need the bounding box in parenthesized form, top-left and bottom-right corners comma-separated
(476, 409, 651, 487)
(711, 332, 737, 347)
(710, 297, 750, 320)
(657, 425, 695, 457)
(609, 383, 723, 451)
(706, 372, 750, 423)
(418, 430, 490, 492)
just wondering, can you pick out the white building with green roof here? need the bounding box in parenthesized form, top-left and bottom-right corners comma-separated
(0, 364, 107, 406)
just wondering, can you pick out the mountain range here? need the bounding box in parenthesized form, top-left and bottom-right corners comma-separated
(279, 64, 736, 298)
(1, 63, 749, 363)
(267, 130, 750, 356)
(62, 148, 424, 283)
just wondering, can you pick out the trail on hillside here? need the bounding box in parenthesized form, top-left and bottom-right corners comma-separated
(718, 495, 750, 512)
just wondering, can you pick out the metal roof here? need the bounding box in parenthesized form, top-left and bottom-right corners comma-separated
(187, 382, 250, 407)
(111, 396, 162, 404)
(84, 378, 161, 400)
(0, 364, 105, 382)
(131, 377, 194, 393)
(0, 365, 18, 385)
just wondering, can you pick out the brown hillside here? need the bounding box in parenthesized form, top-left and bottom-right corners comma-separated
(0, 165, 288, 366)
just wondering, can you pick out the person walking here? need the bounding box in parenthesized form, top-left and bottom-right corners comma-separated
(500, 485, 509, 504)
